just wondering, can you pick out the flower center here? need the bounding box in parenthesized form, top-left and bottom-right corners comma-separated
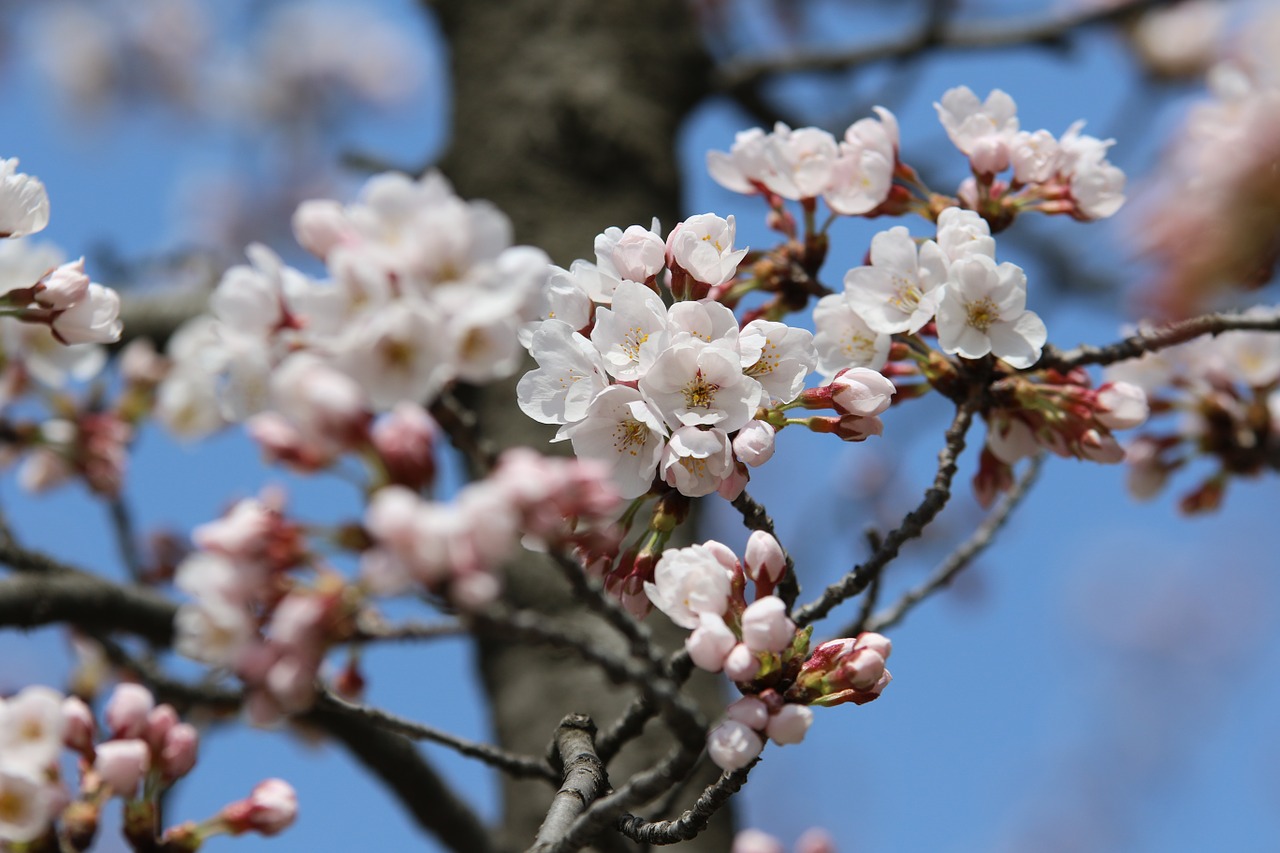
(613, 418, 650, 456)
(682, 372, 719, 410)
(965, 297, 1000, 332)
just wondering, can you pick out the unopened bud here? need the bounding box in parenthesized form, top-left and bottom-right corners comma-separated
(94, 739, 151, 798)
(105, 683, 154, 739)
(221, 778, 298, 837)
(765, 704, 813, 745)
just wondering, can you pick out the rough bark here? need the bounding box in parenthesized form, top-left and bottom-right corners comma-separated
(430, 2, 732, 850)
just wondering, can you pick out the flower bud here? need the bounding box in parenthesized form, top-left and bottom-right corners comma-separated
(36, 258, 90, 310)
(160, 724, 200, 782)
(732, 829, 785, 853)
(371, 403, 438, 490)
(707, 721, 763, 772)
(765, 704, 813, 745)
(105, 683, 155, 740)
(724, 644, 760, 682)
(741, 596, 795, 654)
(830, 367, 896, 417)
(744, 530, 786, 585)
(1095, 381, 1149, 431)
(222, 779, 298, 836)
(725, 697, 769, 732)
(61, 696, 96, 754)
(732, 420, 776, 467)
(93, 739, 150, 798)
(686, 613, 737, 673)
(146, 704, 179, 752)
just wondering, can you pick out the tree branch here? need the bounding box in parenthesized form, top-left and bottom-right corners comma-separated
(717, 0, 1172, 97)
(615, 763, 755, 845)
(793, 389, 981, 629)
(862, 454, 1043, 636)
(0, 572, 175, 645)
(531, 715, 609, 851)
(1038, 308, 1280, 371)
(315, 690, 558, 783)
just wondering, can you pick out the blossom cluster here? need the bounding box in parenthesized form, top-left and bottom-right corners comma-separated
(173, 450, 622, 719)
(0, 682, 295, 849)
(973, 371, 1150, 506)
(158, 170, 550, 438)
(812, 208, 1047, 375)
(1133, 4, 1280, 316)
(642, 533, 892, 770)
(1104, 315, 1280, 512)
(708, 86, 1124, 227)
(517, 219, 822, 499)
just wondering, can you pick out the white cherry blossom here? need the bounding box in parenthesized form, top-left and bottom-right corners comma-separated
(0, 766, 54, 843)
(594, 220, 665, 284)
(843, 226, 948, 335)
(812, 294, 890, 379)
(660, 426, 734, 497)
(740, 319, 817, 404)
(932, 207, 996, 263)
(517, 320, 609, 425)
(640, 341, 762, 432)
(643, 542, 734, 629)
(559, 385, 667, 499)
(935, 86, 1020, 174)
(590, 280, 668, 381)
(824, 107, 899, 215)
(666, 213, 748, 287)
(50, 282, 122, 345)
(0, 159, 49, 239)
(935, 255, 1046, 368)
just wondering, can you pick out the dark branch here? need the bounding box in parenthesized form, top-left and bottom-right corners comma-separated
(793, 390, 981, 629)
(862, 454, 1043, 635)
(316, 690, 558, 782)
(0, 572, 175, 645)
(616, 763, 755, 845)
(730, 491, 800, 609)
(1037, 308, 1280, 371)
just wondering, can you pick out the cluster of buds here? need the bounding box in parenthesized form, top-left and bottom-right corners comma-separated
(974, 372, 1150, 506)
(640, 532, 893, 770)
(1104, 319, 1280, 512)
(0, 682, 296, 850)
(360, 448, 622, 610)
(172, 490, 359, 722)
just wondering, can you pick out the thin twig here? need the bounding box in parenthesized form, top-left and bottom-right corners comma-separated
(596, 652, 694, 765)
(549, 551, 660, 671)
(793, 390, 981, 629)
(863, 455, 1043, 636)
(316, 691, 558, 782)
(353, 615, 467, 642)
(616, 763, 755, 845)
(107, 497, 145, 584)
(1038, 309, 1280, 371)
(729, 491, 800, 609)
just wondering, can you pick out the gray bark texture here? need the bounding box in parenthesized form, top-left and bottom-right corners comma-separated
(430, 2, 735, 850)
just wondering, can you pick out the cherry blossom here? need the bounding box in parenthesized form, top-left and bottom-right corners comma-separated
(935, 255, 1046, 368)
(843, 226, 947, 335)
(0, 159, 50, 239)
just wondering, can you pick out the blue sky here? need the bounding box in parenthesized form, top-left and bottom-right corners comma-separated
(1, 2, 1277, 852)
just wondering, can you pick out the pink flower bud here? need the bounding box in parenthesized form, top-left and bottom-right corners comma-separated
(732, 421, 776, 467)
(1080, 429, 1125, 464)
(93, 739, 150, 798)
(830, 367, 896, 417)
(371, 403, 438, 491)
(146, 704, 179, 752)
(725, 696, 769, 731)
(1096, 381, 1149, 431)
(840, 647, 888, 691)
(686, 613, 737, 673)
(740, 596, 795, 654)
(707, 721, 764, 772)
(61, 696, 95, 754)
(765, 704, 813, 745)
(724, 644, 760, 682)
(160, 724, 199, 782)
(834, 414, 883, 442)
(732, 829, 786, 853)
(222, 778, 298, 837)
(105, 683, 154, 740)
(292, 200, 354, 258)
(716, 463, 749, 501)
(744, 531, 786, 585)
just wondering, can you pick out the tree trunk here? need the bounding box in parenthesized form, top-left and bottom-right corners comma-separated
(431, 2, 731, 850)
